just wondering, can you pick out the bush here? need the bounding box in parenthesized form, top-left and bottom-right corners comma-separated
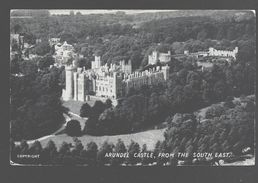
(65, 120, 81, 137)
(80, 103, 92, 118)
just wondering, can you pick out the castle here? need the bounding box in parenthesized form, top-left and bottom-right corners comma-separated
(148, 50, 171, 65)
(62, 56, 169, 102)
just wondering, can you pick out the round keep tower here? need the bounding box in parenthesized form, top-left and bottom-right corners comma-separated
(62, 65, 75, 101)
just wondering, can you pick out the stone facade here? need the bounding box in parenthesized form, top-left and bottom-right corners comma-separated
(148, 50, 171, 65)
(62, 56, 169, 102)
(49, 38, 61, 47)
(54, 41, 76, 66)
(184, 47, 238, 60)
(208, 47, 238, 59)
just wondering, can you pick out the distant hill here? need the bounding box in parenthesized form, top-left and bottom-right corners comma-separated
(11, 10, 254, 25)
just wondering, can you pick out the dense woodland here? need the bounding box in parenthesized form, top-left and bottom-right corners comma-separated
(10, 10, 255, 165)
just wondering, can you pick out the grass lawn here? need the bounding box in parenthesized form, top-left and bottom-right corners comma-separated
(40, 128, 166, 151)
(62, 98, 103, 115)
(62, 100, 97, 115)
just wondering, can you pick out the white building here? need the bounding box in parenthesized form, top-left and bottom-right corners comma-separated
(148, 50, 171, 65)
(184, 47, 239, 60)
(208, 47, 238, 60)
(54, 41, 76, 66)
(49, 38, 61, 46)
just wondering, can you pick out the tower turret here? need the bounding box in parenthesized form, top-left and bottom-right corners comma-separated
(91, 55, 101, 69)
(62, 65, 75, 101)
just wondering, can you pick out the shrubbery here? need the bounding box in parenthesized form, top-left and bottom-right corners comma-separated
(65, 120, 81, 137)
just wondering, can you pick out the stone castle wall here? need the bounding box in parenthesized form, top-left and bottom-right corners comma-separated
(62, 56, 170, 102)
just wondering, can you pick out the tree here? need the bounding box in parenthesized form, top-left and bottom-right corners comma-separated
(34, 41, 51, 56)
(111, 139, 127, 166)
(105, 99, 113, 109)
(60, 33, 77, 44)
(197, 30, 207, 40)
(59, 142, 71, 156)
(156, 141, 169, 166)
(91, 100, 106, 117)
(72, 137, 84, 156)
(80, 103, 92, 118)
(140, 144, 154, 165)
(37, 54, 55, 70)
(213, 80, 227, 101)
(65, 120, 81, 137)
(98, 108, 115, 135)
(29, 140, 42, 154)
(19, 60, 38, 75)
(41, 140, 57, 164)
(20, 140, 29, 154)
(97, 141, 114, 165)
(127, 140, 140, 165)
(13, 24, 22, 34)
(10, 56, 20, 74)
(85, 142, 98, 165)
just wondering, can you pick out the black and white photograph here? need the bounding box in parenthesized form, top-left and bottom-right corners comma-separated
(9, 9, 256, 166)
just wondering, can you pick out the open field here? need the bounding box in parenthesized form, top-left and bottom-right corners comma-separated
(40, 128, 166, 151)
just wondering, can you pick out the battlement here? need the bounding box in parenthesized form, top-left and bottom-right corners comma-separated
(65, 64, 76, 71)
(124, 65, 169, 81)
(63, 54, 170, 102)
